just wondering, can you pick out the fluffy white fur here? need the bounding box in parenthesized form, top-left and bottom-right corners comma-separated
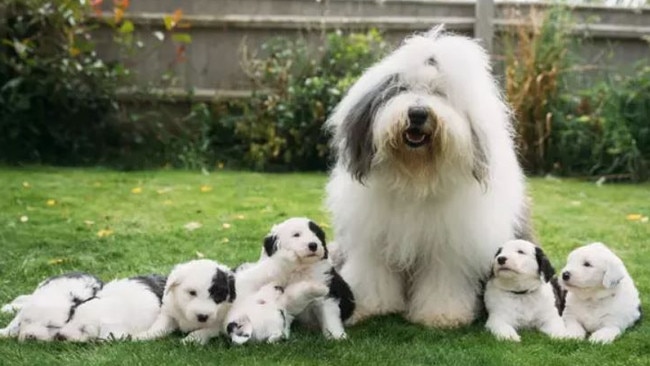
(560, 242, 641, 344)
(134, 259, 235, 344)
(325, 26, 527, 327)
(56, 277, 162, 342)
(259, 218, 354, 339)
(0, 273, 102, 341)
(225, 281, 328, 345)
(484, 240, 565, 341)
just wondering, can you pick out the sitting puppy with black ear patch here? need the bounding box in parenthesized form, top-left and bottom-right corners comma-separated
(55, 274, 166, 342)
(484, 239, 566, 342)
(134, 259, 236, 344)
(259, 217, 355, 339)
(0, 272, 103, 341)
(560, 242, 641, 344)
(225, 281, 328, 345)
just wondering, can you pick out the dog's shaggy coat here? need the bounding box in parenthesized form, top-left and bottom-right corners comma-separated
(325, 26, 529, 327)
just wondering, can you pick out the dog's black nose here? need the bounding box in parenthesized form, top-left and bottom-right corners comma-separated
(497, 256, 507, 265)
(562, 271, 571, 281)
(197, 314, 209, 323)
(408, 106, 429, 126)
(54, 333, 67, 341)
(226, 322, 238, 334)
(308, 242, 318, 252)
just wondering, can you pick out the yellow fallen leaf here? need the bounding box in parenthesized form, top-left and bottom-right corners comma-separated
(222, 223, 231, 229)
(641, 216, 649, 223)
(163, 200, 173, 205)
(84, 220, 95, 226)
(157, 187, 173, 194)
(48, 258, 65, 265)
(235, 214, 245, 220)
(22, 181, 30, 188)
(97, 228, 114, 238)
(19, 215, 28, 223)
(222, 238, 230, 243)
(184, 222, 202, 231)
(46, 199, 57, 206)
(131, 187, 142, 194)
(626, 214, 643, 221)
(320, 222, 330, 228)
(200, 185, 212, 193)
(196, 251, 205, 258)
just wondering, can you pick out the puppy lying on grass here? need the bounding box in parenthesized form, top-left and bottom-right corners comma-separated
(560, 242, 641, 344)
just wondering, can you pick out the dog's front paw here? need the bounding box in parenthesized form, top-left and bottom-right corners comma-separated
(589, 328, 620, 344)
(1, 304, 17, 314)
(487, 324, 521, 342)
(182, 332, 210, 346)
(325, 330, 347, 340)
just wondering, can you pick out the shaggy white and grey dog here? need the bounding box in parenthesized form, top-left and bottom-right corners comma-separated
(259, 218, 355, 339)
(55, 275, 166, 342)
(560, 242, 641, 344)
(225, 281, 328, 345)
(134, 259, 236, 344)
(325, 26, 529, 327)
(484, 240, 566, 341)
(0, 272, 103, 341)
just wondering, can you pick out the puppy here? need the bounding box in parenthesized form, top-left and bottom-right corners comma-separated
(0, 272, 103, 341)
(55, 274, 166, 342)
(260, 217, 355, 339)
(484, 240, 566, 342)
(225, 281, 328, 345)
(134, 259, 236, 344)
(560, 242, 641, 344)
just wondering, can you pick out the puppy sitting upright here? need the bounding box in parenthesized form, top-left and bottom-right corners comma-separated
(260, 217, 354, 339)
(484, 239, 566, 342)
(561, 242, 641, 344)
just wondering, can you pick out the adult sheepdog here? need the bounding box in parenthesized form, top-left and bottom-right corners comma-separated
(325, 26, 530, 328)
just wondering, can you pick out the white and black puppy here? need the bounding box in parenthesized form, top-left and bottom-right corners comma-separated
(484, 240, 566, 342)
(561, 242, 641, 344)
(225, 281, 328, 345)
(260, 217, 355, 339)
(0, 272, 103, 341)
(134, 259, 236, 345)
(55, 274, 166, 342)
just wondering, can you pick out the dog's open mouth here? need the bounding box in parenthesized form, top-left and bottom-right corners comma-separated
(403, 128, 431, 148)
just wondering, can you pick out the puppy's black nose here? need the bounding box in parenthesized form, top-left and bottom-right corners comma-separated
(497, 256, 507, 265)
(54, 333, 67, 341)
(408, 106, 429, 126)
(197, 314, 209, 323)
(308, 242, 318, 252)
(226, 322, 238, 334)
(562, 271, 571, 281)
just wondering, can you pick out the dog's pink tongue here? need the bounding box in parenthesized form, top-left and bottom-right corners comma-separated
(406, 131, 426, 143)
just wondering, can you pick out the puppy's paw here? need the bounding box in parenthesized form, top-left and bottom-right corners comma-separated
(490, 327, 521, 342)
(325, 330, 347, 340)
(0, 327, 12, 338)
(182, 333, 210, 346)
(589, 328, 619, 344)
(1, 304, 17, 314)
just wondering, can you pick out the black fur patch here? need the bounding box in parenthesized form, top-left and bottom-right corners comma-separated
(66, 296, 98, 323)
(550, 277, 566, 315)
(263, 234, 278, 257)
(494, 247, 503, 257)
(327, 268, 355, 321)
(340, 74, 403, 182)
(131, 274, 167, 304)
(535, 247, 555, 283)
(308, 221, 328, 259)
(209, 268, 236, 304)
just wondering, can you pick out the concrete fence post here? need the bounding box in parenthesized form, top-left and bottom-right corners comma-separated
(475, 0, 495, 54)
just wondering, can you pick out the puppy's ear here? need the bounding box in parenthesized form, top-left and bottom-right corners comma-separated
(263, 234, 278, 257)
(535, 247, 555, 283)
(210, 268, 235, 304)
(339, 74, 401, 182)
(164, 263, 187, 295)
(602, 261, 625, 289)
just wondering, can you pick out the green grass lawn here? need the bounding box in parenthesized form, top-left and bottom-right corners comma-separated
(0, 167, 648, 366)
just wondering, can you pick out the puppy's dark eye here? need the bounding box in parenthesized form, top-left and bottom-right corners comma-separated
(583, 261, 592, 267)
(426, 56, 437, 66)
(188, 290, 197, 297)
(517, 250, 525, 255)
(292, 232, 300, 238)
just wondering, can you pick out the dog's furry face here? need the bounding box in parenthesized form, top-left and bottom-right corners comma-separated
(327, 26, 501, 194)
(561, 243, 626, 292)
(263, 218, 327, 265)
(164, 260, 235, 329)
(16, 296, 71, 341)
(492, 240, 555, 289)
(225, 284, 286, 345)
